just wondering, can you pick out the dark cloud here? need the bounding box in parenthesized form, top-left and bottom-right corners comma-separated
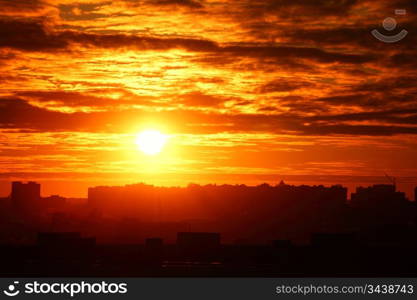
(147, 0, 204, 9)
(258, 79, 314, 93)
(0, 18, 217, 52)
(308, 108, 417, 125)
(286, 27, 375, 46)
(16, 90, 156, 108)
(59, 3, 108, 21)
(65, 32, 218, 52)
(355, 76, 417, 93)
(262, 0, 358, 16)
(178, 92, 228, 107)
(2, 98, 417, 136)
(0, 19, 68, 51)
(122, 0, 204, 9)
(0, 98, 72, 130)
(315, 94, 384, 108)
(301, 124, 417, 136)
(238, 0, 359, 26)
(0, 19, 374, 65)
(284, 23, 416, 51)
(276, 96, 331, 113)
(220, 44, 374, 64)
(0, 0, 45, 13)
(386, 0, 417, 14)
(233, 0, 417, 54)
(0, 74, 28, 83)
(0, 98, 155, 132)
(1, 0, 417, 140)
(389, 52, 417, 68)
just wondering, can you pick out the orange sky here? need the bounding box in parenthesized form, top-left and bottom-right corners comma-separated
(0, 0, 417, 197)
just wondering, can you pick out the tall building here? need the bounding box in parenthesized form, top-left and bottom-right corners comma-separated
(37, 232, 96, 259)
(351, 184, 407, 207)
(415, 186, 417, 202)
(177, 232, 221, 257)
(350, 184, 411, 227)
(414, 186, 417, 227)
(11, 181, 41, 213)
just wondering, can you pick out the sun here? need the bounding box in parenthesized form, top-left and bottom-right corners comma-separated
(135, 130, 168, 155)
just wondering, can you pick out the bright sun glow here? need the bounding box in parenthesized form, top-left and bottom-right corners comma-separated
(135, 130, 168, 155)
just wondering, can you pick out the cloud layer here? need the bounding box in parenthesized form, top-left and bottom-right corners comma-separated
(1, 0, 417, 192)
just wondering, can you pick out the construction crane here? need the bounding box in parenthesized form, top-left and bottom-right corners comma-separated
(384, 172, 396, 189)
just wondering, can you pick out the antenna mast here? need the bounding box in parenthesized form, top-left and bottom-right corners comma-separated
(384, 172, 396, 189)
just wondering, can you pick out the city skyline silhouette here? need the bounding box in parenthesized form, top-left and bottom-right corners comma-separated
(1, 179, 416, 276)
(1, 0, 417, 279)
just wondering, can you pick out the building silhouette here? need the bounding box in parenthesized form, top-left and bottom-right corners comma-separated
(415, 186, 417, 202)
(11, 181, 41, 213)
(177, 232, 221, 260)
(415, 186, 417, 227)
(350, 184, 411, 226)
(0, 181, 416, 277)
(37, 232, 95, 259)
(351, 184, 407, 206)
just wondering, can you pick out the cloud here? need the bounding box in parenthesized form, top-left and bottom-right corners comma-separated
(2, 98, 417, 136)
(16, 90, 156, 109)
(355, 76, 417, 93)
(301, 124, 417, 136)
(1, 0, 417, 183)
(0, 18, 375, 65)
(0, 19, 68, 51)
(246, 0, 359, 17)
(221, 45, 374, 64)
(0, 0, 46, 14)
(309, 108, 417, 125)
(258, 79, 315, 93)
(0, 98, 70, 130)
(178, 92, 228, 107)
(0, 18, 218, 52)
(146, 0, 204, 9)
